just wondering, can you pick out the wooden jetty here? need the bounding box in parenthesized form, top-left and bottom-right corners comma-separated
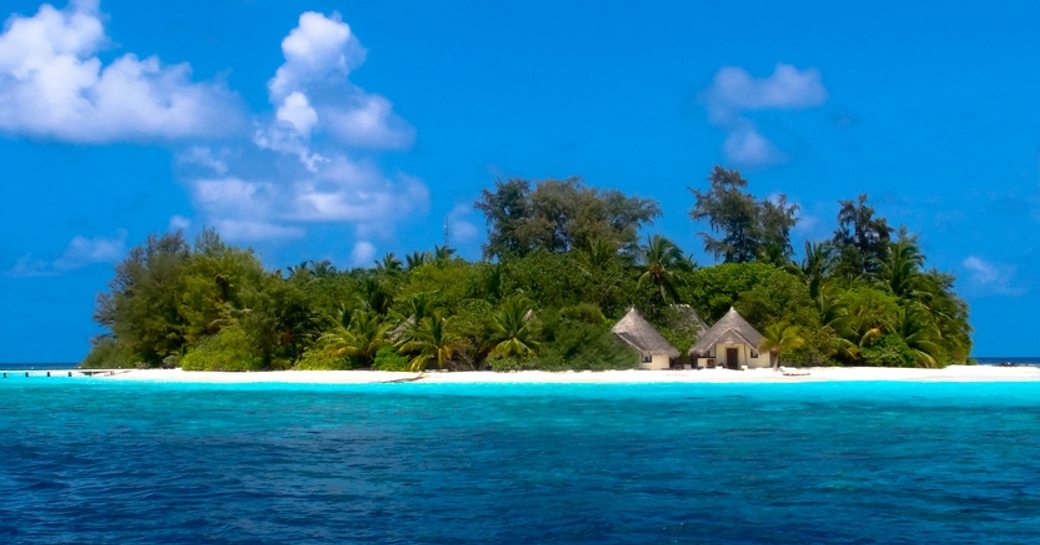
(1, 369, 132, 379)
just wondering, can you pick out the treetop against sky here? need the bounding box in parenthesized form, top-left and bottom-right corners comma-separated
(0, 0, 1037, 360)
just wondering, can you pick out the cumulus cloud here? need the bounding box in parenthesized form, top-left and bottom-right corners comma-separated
(723, 125, 785, 166)
(349, 240, 376, 267)
(703, 63, 827, 166)
(186, 159, 429, 243)
(705, 64, 827, 117)
(9, 228, 127, 277)
(268, 11, 366, 101)
(962, 255, 1025, 296)
(0, 1, 241, 142)
(262, 11, 413, 157)
(168, 215, 192, 231)
(181, 10, 428, 252)
(276, 91, 319, 137)
(447, 203, 480, 246)
(212, 220, 304, 241)
(0, 4, 430, 260)
(177, 146, 229, 175)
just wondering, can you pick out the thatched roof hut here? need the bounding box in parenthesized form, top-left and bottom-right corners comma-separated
(688, 307, 764, 359)
(667, 304, 708, 338)
(612, 307, 680, 369)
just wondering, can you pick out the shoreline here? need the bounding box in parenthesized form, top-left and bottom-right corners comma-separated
(77, 365, 1040, 384)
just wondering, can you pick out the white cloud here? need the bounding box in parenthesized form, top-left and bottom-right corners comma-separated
(253, 121, 327, 172)
(323, 94, 414, 149)
(349, 240, 376, 267)
(9, 228, 127, 277)
(705, 64, 827, 117)
(262, 10, 413, 162)
(212, 220, 304, 241)
(447, 203, 480, 245)
(178, 146, 229, 175)
(268, 11, 365, 102)
(168, 215, 192, 231)
(276, 91, 319, 137)
(0, 1, 241, 142)
(187, 165, 429, 242)
(181, 10, 428, 250)
(702, 63, 827, 167)
(962, 255, 1025, 296)
(723, 125, 784, 166)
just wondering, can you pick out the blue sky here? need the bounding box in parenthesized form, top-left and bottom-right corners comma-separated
(1, 0, 1037, 361)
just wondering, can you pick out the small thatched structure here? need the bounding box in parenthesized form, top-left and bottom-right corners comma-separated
(388, 316, 416, 342)
(688, 307, 774, 369)
(669, 304, 708, 333)
(612, 307, 680, 370)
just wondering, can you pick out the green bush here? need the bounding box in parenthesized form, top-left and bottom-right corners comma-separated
(294, 347, 355, 370)
(373, 347, 411, 371)
(536, 314, 637, 370)
(860, 334, 915, 367)
(180, 324, 264, 371)
(488, 355, 540, 372)
(81, 336, 136, 369)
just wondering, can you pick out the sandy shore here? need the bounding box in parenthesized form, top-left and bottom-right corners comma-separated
(96, 365, 1040, 384)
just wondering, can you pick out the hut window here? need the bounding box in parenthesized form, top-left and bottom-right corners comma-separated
(642, 354, 652, 363)
(751, 349, 759, 358)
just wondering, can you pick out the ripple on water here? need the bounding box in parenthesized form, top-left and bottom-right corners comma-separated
(1, 380, 1040, 544)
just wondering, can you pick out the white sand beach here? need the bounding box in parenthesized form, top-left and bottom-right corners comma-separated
(97, 365, 1040, 384)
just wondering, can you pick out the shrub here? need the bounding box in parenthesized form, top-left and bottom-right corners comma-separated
(181, 324, 264, 371)
(81, 336, 136, 369)
(860, 334, 915, 367)
(373, 347, 411, 371)
(294, 346, 355, 370)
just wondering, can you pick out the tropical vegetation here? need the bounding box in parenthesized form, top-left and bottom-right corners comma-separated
(84, 169, 972, 371)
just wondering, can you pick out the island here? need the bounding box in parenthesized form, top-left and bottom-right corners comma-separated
(83, 166, 974, 374)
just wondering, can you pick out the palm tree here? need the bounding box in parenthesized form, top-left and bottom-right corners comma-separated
(814, 284, 857, 362)
(892, 304, 944, 368)
(286, 260, 313, 280)
(405, 251, 430, 271)
(432, 245, 456, 263)
(878, 236, 925, 301)
(797, 241, 834, 300)
(359, 277, 392, 315)
(637, 235, 689, 304)
(311, 260, 337, 278)
(376, 252, 404, 274)
(482, 263, 506, 303)
(577, 238, 622, 275)
(319, 309, 388, 368)
(488, 296, 539, 359)
(759, 322, 806, 369)
(399, 314, 461, 371)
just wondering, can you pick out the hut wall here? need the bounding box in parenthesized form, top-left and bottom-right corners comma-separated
(638, 353, 672, 370)
(711, 343, 771, 369)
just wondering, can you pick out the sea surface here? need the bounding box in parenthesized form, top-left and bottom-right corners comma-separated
(2, 378, 1039, 544)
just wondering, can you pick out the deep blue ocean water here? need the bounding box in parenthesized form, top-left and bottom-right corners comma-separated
(2, 378, 1039, 544)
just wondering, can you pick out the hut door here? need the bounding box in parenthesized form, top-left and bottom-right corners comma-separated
(726, 348, 739, 369)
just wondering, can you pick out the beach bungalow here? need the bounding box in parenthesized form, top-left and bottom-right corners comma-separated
(611, 307, 681, 370)
(688, 307, 775, 369)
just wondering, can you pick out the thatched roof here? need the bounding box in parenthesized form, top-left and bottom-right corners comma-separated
(669, 304, 708, 336)
(688, 307, 764, 356)
(611, 307, 681, 358)
(388, 316, 415, 342)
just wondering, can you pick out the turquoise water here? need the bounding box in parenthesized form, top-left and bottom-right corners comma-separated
(2, 378, 1039, 544)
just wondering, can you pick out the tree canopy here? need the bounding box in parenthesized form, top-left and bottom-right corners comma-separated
(85, 166, 973, 371)
(689, 166, 798, 264)
(476, 177, 661, 259)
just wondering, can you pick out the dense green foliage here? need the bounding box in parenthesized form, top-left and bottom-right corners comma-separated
(476, 177, 660, 258)
(85, 170, 973, 371)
